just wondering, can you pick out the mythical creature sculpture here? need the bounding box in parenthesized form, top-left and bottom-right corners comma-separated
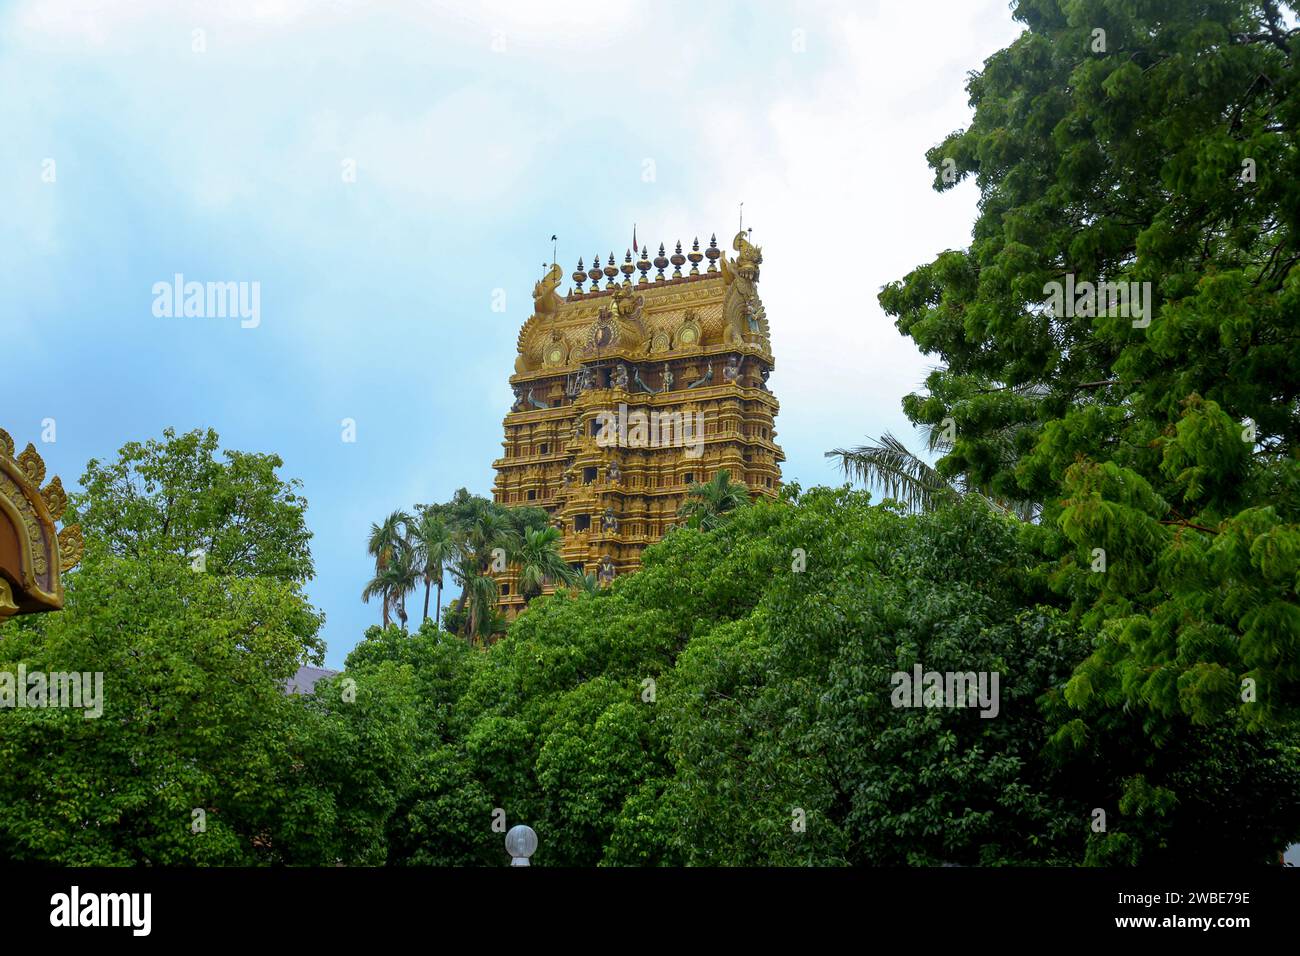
(532, 262, 565, 318)
(611, 285, 644, 323)
(721, 230, 764, 346)
(526, 388, 549, 410)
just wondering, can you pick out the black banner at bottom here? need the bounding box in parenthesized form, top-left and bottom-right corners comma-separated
(1, 866, 1290, 941)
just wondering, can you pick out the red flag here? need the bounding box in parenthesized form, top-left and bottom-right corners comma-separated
(632, 225, 637, 253)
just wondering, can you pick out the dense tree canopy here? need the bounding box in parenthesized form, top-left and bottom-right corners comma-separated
(341, 487, 1299, 865)
(0, 430, 336, 864)
(880, 0, 1300, 728)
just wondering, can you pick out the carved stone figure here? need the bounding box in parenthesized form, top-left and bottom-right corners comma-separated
(597, 554, 616, 584)
(608, 459, 621, 483)
(612, 363, 629, 390)
(601, 507, 618, 533)
(723, 356, 741, 383)
(662, 363, 674, 391)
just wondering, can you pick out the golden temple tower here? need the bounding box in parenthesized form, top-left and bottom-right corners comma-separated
(491, 231, 783, 615)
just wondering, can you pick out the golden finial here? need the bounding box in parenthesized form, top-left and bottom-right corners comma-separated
(705, 233, 721, 272)
(688, 237, 703, 275)
(670, 241, 685, 279)
(621, 249, 635, 287)
(572, 257, 587, 296)
(587, 254, 603, 291)
(636, 245, 651, 284)
(604, 252, 619, 290)
(653, 243, 668, 281)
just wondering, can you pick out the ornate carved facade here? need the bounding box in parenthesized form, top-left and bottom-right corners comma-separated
(0, 428, 83, 619)
(492, 231, 783, 615)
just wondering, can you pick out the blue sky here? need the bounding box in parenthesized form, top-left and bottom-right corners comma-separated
(2, 0, 1024, 668)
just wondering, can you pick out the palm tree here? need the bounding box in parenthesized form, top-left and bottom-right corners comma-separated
(363, 508, 415, 627)
(367, 509, 413, 572)
(513, 525, 576, 603)
(826, 430, 1038, 519)
(677, 468, 750, 531)
(410, 509, 455, 626)
(361, 569, 392, 629)
(459, 503, 520, 568)
(450, 553, 499, 645)
(384, 547, 420, 630)
(825, 432, 957, 512)
(361, 552, 419, 629)
(448, 502, 520, 639)
(570, 570, 601, 596)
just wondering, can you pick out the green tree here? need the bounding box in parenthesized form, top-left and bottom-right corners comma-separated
(451, 554, 500, 645)
(410, 509, 455, 625)
(420, 485, 1300, 865)
(364, 509, 413, 628)
(677, 468, 749, 530)
(363, 548, 420, 631)
(367, 510, 412, 572)
(878, 0, 1300, 730)
(0, 429, 335, 864)
(513, 525, 576, 604)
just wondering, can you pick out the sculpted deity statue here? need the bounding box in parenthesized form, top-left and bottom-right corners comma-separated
(608, 459, 621, 483)
(723, 356, 741, 383)
(612, 363, 629, 390)
(601, 507, 618, 533)
(597, 554, 616, 584)
(662, 363, 674, 391)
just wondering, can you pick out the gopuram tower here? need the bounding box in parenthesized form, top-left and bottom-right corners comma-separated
(492, 231, 783, 615)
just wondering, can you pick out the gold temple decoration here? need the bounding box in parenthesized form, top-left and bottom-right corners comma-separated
(0, 427, 82, 619)
(494, 231, 784, 617)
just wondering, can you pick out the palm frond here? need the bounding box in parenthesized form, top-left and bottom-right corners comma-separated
(825, 432, 955, 512)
